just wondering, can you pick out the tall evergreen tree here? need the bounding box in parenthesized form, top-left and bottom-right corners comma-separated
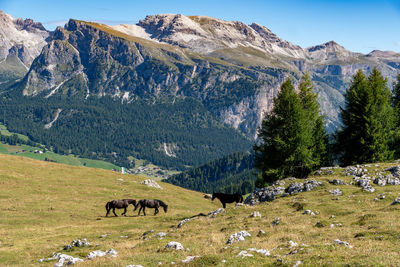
(337, 68, 395, 165)
(254, 79, 313, 185)
(391, 73, 400, 157)
(298, 73, 329, 167)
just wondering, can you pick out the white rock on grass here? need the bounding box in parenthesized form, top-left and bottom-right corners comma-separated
(126, 265, 144, 267)
(289, 240, 298, 248)
(248, 248, 270, 256)
(226, 231, 251, 244)
(181, 256, 199, 263)
(293, 260, 302, 267)
(237, 250, 253, 257)
(165, 241, 184, 250)
(333, 239, 353, 248)
(39, 253, 83, 266)
(271, 217, 280, 226)
(208, 208, 225, 218)
(141, 179, 162, 189)
(155, 232, 167, 238)
(87, 249, 118, 260)
(391, 198, 400, 205)
(329, 188, 343, 196)
(250, 211, 261, 218)
(70, 238, 90, 247)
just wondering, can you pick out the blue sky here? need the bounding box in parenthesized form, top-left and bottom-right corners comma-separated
(0, 0, 399, 54)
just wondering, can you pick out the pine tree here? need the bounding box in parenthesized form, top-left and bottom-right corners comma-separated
(254, 79, 313, 185)
(337, 68, 395, 165)
(298, 73, 329, 167)
(391, 73, 400, 157)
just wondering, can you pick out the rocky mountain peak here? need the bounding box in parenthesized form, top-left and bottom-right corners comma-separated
(308, 41, 345, 53)
(14, 17, 47, 32)
(307, 40, 356, 61)
(367, 50, 399, 59)
(0, 10, 50, 66)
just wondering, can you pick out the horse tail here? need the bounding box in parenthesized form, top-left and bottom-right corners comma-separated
(106, 201, 111, 210)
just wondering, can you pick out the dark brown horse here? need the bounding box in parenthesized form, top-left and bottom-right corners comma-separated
(105, 199, 137, 217)
(134, 199, 168, 216)
(211, 192, 243, 208)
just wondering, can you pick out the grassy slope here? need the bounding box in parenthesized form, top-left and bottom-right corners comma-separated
(1, 154, 400, 266)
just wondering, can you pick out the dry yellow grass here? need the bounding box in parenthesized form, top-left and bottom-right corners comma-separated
(1, 154, 400, 266)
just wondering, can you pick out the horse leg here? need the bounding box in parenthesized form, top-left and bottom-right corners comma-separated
(138, 206, 142, 215)
(154, 207, 158, 215)
(106, 207, 110, 217)
(113, 207, 118, 217)
(122, 207, 127, 216)
(223, 202, 226, 209)
(143, 207, 146, 216)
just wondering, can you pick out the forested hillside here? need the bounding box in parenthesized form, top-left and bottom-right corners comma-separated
(0, 91, 251, 169)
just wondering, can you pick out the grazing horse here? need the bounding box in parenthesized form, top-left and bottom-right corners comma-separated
(105, 199, 137, 217)
(211, 192, 243, 208)
(135, 199, 168, 216)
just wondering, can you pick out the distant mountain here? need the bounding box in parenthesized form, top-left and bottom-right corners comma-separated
(0, 11, 50, 88)
(1, 11, 399, 169)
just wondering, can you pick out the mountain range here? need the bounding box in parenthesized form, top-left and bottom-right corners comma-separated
(1, 11, 399, 169)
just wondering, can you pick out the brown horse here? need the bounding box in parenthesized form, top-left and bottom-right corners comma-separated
(211, 192, 243, 208)
(134, 199, 168, 216)
(105, 199, 137, 217)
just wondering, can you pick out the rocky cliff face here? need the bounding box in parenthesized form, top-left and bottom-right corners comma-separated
(0, 10, 50, 66)
(9, 12, 400, 136)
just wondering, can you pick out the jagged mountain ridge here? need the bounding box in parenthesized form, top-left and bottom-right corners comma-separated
(0, 11, 50, 89)
(0, 10, 50, 66)
(13, 13, 400, 135)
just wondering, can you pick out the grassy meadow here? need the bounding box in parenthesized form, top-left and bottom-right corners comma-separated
(1, 154, 400, 266)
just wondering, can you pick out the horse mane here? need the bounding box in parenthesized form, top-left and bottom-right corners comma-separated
(155, 199, 167, 207)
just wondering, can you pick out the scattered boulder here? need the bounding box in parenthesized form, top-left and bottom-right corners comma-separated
(181, 256, 199, 263)
(87, 249, 117, 260)
(248, 248, 270, 256)
(63, 245, 72, 251)
(329, 179, 346, 185)
(141, 179, 162, 189)
(333, 239, 353, 248)
(303, 210, 315, 215)
(226, 231, 251, 244)
(286, 180, 322, 195)
(289, 240, 298, 248)
(165, 241, 184, 250)
(39, 253, 83, 266)
(237, 250, 253, 257)
(384, 166, 400, 177)
(329, 189, 342, 196)
(155, 232, 167, 238)
(391, 198, 400, 205)
(257, 230, 266, 237)
(293, 260, 303, 267)
(250, 211, 261, 218)
(244, 186, 285, 205)
(70, 238, 90, 247)
(204, 194, 212, 199)
(208, 208, 225, 218)
(271, 218, 280, 226)
(126, 265, 143, 267)
(177, 209, 222, 228)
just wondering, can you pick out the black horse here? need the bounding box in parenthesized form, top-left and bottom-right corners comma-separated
(135, 199, 168, 216)
(211, 192, 243, 208)
(105, 199, 137, 217)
